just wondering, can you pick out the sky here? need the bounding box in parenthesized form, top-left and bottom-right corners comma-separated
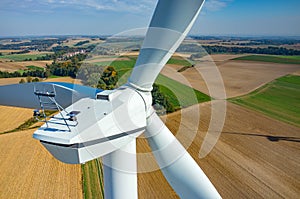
(0, 0, 299, 37)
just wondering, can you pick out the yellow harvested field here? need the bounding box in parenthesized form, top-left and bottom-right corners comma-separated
(0, 76, 81, 85)
(0, 106, 33, 133)
(0, 129, 83, 199)
(137, 102, 300, 198)
(63, 38, 103, 47)
(0, 50, 22, 53)
(44, 77, 83, 84)
(0, 60, 51, 72)
(161, 60, 300, 98)
(0, 77, 25, 85)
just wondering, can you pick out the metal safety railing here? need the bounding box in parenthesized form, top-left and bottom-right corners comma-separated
(33, 84, 76, 132)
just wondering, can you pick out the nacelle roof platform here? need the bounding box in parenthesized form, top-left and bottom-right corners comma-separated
(33, 86, 147, 164)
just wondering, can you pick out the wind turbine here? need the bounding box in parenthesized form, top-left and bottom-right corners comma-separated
(0, 0, 221, 198)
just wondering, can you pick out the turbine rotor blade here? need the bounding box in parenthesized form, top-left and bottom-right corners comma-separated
(145, 111, 221, 199)
(128, 0, 205, 90)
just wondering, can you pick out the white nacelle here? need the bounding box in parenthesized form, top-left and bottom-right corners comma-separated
(33, 86, 147, 164)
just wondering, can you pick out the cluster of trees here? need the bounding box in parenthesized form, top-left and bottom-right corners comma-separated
(19, 76, 39, 84)
(35, 54, 55, 61)
(77, 63, 103, 85)
(46, 53, 87, 78)
(151, 84, 175, 113)
(96, 66, 118, 90)
(78, 65, 119, 89)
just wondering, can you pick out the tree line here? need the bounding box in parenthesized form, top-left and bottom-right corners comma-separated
(203, 45, 300, 55)
(0, 70, 46, 78)
(178, 44, 300, 56)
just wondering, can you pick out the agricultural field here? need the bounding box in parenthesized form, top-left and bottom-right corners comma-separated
(0, 77, 27, 85)
(230, 75, 300, 127)
(0, 106, 33, 133)
(0, 60, 51, 72)
(44, 76, 81, 84)
(156, 74, 210, 109)
(233, 55, 300, 64)
(166, 56, 192, 66)
(0, 129, 83, 199)
(0, 76, 85, 198)
(62, 38, 103, 47)
(88, 55, 195, 81)
(137, 101, 300, 198)
(0, 52, 52, 61)
(1, 37, 300, 199)
(82, 159, 104, 199)
(91, 56, 137, 79)
(161, 54, 300, 98)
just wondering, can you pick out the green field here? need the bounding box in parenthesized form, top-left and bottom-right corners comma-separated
(156, 74, 211, 109)
(92, 56, 210, 109)
(25, 65, 44, 71)
(230, 75, 300, 127)
(276, 55, 300, 60)
(94, 57, 136, 78)
(93, 55, 194, 78)
(82, 159, 104, 199)
(167, 56, 193, 66)
(16, 65, 44, 75)
(233, 55, 300, 64)
(0, 53, 51, 61)
(93, 56, 192, 72)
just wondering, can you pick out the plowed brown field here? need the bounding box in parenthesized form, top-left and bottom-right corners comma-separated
(161, 59, 300, 98)
(137, 102, 300, 198)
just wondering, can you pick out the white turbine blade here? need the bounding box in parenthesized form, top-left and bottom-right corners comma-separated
(145, 111, 221, 199)
(0, 82, 99, 109)
(103, 139, 138, 199)
(128, 0, 205, 90)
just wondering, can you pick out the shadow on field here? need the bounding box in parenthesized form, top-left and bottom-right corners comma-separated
(223, 131, 300, 143)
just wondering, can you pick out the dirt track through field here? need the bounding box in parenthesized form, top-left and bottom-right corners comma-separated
(0, 130, 82, 199)
(161, 59, 300, 98)
(137, 102, 300, 198)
